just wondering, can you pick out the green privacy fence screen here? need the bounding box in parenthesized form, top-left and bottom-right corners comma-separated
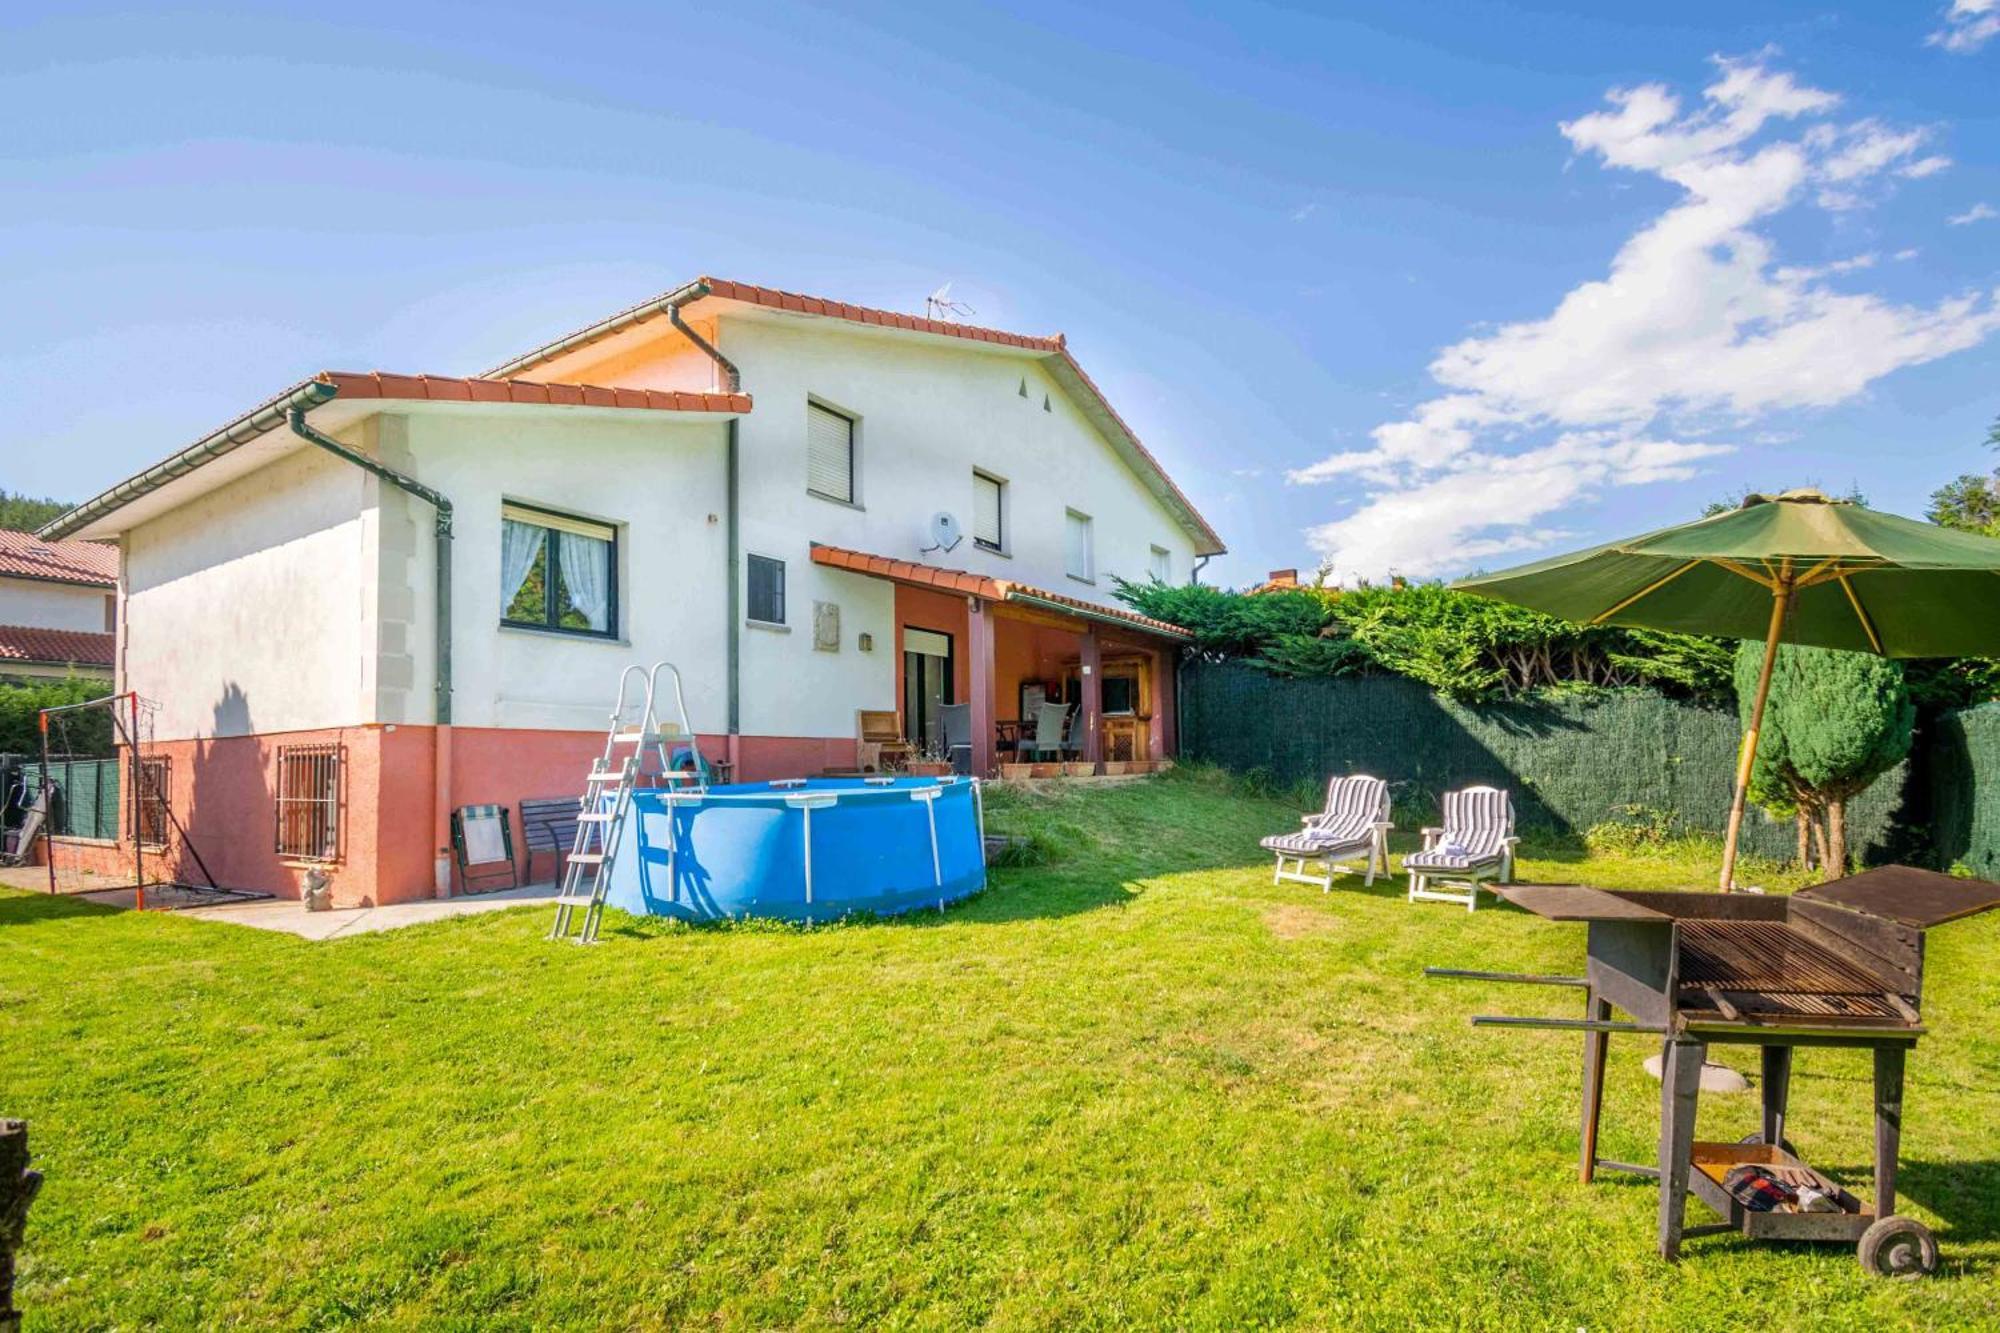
(1927, 703, 2000, 877)
(1179, 661, 1909, 862)
(18, 757, 122, 841)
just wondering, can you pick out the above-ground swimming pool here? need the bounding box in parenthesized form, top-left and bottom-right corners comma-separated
(602, 776, 987, 923)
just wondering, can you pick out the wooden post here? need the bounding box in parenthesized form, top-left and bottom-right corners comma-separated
(1656, 1037, 1705, 1260)
(1719, 571, 1792, 891)
(1155, 647, 1177, 761)
(967, 598, 995, 779)
(1079, 628, 1103, 773)
(1, 1119, 42, 1333)
(1578, 990, 1611, 1183)
(1874, 1044, 1906, 1219)
(1760, 1045, 1792, 1150)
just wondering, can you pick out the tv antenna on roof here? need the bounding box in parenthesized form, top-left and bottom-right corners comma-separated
(926, 283, 975, 322)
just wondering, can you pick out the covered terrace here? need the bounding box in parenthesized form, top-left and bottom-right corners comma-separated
(810, 544, 1191, 778)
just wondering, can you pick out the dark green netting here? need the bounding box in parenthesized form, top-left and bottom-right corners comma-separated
(1180, 660, 1907, 860)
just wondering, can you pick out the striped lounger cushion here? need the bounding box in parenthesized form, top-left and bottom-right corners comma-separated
(1261, 776, 1385, 856)
(1403, 788, 1513, 870)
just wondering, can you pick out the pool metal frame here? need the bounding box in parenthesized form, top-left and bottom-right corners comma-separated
(639, 774, 986, 912)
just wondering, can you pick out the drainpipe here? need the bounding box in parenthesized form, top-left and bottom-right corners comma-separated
(666, 291, 746, 766)
(1192, 554, 1212, 586)
(287, 408, 454, 726)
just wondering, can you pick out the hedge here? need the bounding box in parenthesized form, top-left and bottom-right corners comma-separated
(1927, 702, 2000, 878)
(1179, 660, 1909, 861)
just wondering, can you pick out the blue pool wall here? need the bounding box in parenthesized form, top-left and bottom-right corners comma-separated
(602, 776, 987, 923)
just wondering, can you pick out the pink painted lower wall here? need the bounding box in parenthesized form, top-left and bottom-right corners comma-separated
(42, 724, 865, 908)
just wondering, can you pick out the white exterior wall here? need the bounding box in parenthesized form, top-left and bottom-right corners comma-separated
(721, 317, 1202, 740)
(122, 442, 372, 740)
(0, 576, 110, 633)
(387, 407, 732, 734)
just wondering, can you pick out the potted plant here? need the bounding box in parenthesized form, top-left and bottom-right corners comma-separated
(901, 736, 955, 779)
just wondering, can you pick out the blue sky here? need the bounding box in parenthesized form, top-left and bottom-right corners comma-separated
(4, 1, 1996, 587)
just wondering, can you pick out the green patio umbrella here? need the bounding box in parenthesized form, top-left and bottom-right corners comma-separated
(1453, 489, 2000, 890)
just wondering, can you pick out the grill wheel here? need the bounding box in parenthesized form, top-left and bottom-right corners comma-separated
(1859, 1216, 1939, 1278)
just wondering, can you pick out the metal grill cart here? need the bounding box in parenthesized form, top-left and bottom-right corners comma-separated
(1427, 867, 2000, 1277)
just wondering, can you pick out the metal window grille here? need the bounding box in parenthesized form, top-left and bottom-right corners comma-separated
(134, 756, 170, 849)
(275, 743, 343, 861)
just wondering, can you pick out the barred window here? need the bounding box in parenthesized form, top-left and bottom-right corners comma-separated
(134, 757, 170, 849)
(275, 744, 343, 862)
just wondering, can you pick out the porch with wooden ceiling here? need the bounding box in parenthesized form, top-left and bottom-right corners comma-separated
(810, 544, 1190, 779)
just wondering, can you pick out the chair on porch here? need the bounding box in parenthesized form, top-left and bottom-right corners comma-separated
(1062, 704, 1088, 759)
(1023, 701, 1071, 762)
(937, 702, 973, 775)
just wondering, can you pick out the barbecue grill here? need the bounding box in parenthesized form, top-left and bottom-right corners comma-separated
(1428, 865, 2000, 1276)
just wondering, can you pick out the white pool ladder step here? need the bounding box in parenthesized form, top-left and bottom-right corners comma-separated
(550, 662, 707, 945)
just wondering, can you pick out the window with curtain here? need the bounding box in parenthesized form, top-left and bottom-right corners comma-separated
(500, 503, 618, 638)
(1065, 509, 1094, 582)
(806, 401, 855, 503)
(973, 471, 1005, 551)
(1149, 544, 1172, 583)
(747, 554, 786, 625)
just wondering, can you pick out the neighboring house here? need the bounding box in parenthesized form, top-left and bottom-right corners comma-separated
(0, 529, 117, 681)
(41, 277, 1225, 905)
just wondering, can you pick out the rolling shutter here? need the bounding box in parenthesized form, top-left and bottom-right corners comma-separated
(807, 403, 854, 502)
(1065, 511, 1093, 581)
(973, 473, 1003, 549)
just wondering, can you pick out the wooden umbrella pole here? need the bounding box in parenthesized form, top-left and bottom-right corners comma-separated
(1720, 576, 1793, 891)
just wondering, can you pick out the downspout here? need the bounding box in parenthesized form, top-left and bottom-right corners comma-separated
(1192, 554, 1212, 586)
(286, 408, 454, 726)
(667, 291, 747, 761)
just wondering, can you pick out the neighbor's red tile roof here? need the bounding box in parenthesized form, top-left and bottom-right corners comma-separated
(317, 371, 751, 413)
(809, 543, 1191, 640)
(0, 624, 115, 668)
(0, 530, 117, 586)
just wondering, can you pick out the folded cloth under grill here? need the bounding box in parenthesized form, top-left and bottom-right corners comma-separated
(1723, 1165, 1794, 1212)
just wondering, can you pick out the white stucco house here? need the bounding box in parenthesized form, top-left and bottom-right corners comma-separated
(0, 529, 117, 681)
(40, 277, 1225, 905)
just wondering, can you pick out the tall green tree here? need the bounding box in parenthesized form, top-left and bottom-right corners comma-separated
(1926, 415, 2000, 537)
(0, 489, 73, 534)
(1735, 641, 1914, 879)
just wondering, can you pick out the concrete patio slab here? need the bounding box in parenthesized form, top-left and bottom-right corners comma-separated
(185, 882, 562, 939)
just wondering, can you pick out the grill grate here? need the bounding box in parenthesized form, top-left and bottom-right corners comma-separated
(1676, 921, 1884, 995)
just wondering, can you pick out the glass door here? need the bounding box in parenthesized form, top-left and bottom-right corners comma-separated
(902, 628, 954, 752)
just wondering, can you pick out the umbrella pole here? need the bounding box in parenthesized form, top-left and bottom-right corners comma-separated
(1719, 581, 1792, 891)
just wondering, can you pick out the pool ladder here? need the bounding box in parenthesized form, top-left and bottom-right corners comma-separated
(549, 662, 705, 945)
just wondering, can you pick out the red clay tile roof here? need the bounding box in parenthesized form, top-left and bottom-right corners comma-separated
(0, 530, 117, 586)
(699, 278, 1065, 352)
(0, 624, 115, 668)
(809, 543, 1192, 640)
(317, 371, 751, 413)
(489, 276, 1224, 555)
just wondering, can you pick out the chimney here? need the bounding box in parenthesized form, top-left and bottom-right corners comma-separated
(1266, 569, 1299, 588)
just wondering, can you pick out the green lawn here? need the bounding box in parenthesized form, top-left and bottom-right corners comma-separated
(4, 770, 1998, 1329)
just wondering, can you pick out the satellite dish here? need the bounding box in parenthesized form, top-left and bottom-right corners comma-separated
(923, 511, 964, 554)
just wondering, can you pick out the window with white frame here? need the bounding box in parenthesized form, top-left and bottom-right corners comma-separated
(1064, 509, 1094, 582)
(747, 553, 787, 626)
(973, 471, 1005, 552)
(1149, 544, 1172, 584)
(806, 401, 856, 504)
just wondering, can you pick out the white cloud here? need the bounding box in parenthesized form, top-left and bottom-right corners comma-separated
(1948, 202, 1998, 225)
(1930, 0, 2000, 53)
(1291, 56, 2000, 583)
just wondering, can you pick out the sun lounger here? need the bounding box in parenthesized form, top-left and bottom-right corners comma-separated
(1260, 773, 1392, 891)
(1405, 785, 1518, 911)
